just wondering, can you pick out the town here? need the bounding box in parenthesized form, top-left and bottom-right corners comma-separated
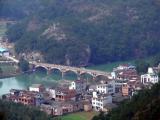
(1, 63, 159, 117)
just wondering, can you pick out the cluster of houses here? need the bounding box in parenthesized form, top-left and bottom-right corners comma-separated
(112, 64, 159, 96)
(2, 63, 159, 116)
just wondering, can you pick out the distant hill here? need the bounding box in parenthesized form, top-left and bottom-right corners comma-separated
(92, 82, 160, 120)
(1, 0, 160, 66)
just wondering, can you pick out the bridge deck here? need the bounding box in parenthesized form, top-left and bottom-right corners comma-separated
(31, 62, 110, 76)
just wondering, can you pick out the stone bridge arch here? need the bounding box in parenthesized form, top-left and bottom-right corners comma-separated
(50, 67, 62, 73)
(63, 69, 78, 80)
(94, 74, 108, 81)
(79, 72, 94, 81)
(34, 65, 48, 73)
(48, 67, 63, 80)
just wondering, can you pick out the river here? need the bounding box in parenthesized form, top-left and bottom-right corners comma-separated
(0, 72, 72, 96)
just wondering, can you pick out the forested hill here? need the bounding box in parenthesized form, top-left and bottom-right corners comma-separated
(92, 82, 160, 120)
(1, 0, 160, 66)
(0, 100, 50, 120)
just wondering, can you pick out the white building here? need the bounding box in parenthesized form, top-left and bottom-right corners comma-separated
(114, 64, 136, 71)
(111, 72, 116, 79)
(92, 91, 112, 111)
(29, 84, 45, 92)
(96, 80, 115, 94)
(141, 67, 159, 84)
(47, 87, 56, 99)
(0, 47, 9, 57)
(69, 80, 86, 93)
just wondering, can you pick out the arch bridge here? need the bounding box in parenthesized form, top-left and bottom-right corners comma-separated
(30, 62, 111, 80)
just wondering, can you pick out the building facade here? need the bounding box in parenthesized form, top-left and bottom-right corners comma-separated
(92, 91, 112, 111)
(96, 80, 115, 94)
(69, 80, 86, 94)
(141, 68, 159, 84)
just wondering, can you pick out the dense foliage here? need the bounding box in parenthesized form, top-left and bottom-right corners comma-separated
(92, 82, 160, 120)
(0, 100, 51, 120)
(2, 0, 160, 66)
(135, 54, 160, 74)
(18, 58, 29, 72)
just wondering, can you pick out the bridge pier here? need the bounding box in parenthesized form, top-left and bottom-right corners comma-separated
(47, 69, 52, 75)
(62, 72, 65, 80)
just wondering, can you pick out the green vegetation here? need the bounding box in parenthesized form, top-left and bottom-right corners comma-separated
(87, 60, 134, 72)
(0, 23, 7, 37)
(61, 114, 86, 120)
(60, 111, 98, 120)
(18, 58, 29, 72)
(92, 82, 160, 120)
(0, 100, 51, 120)
(135, 54, 160, 74)
(1, 0, 160, 66)
(0, 64, 16, 73)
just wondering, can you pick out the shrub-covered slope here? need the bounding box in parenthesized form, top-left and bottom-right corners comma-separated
(0, 100, 50, 120)
(1, 0, 160, 66)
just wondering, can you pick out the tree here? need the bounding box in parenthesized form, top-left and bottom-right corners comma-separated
(135, 60, 150, 74)
(18, 58, 29, 72)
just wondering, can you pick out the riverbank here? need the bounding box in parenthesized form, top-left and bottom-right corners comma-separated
(87, 60, 135, 72)
(0, 69, 39, 79)
(0, 72, 20, 79)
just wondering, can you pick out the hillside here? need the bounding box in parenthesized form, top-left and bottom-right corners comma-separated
(92, 82, 160, 120)
(1, 0, 160, 66)
(0, 100, 51, 120)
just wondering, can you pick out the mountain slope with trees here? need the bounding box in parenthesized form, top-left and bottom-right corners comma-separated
(1, 0, 160, 66)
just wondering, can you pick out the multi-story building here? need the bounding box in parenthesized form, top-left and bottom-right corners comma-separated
(69, 79, 86, 94)
(92, 91, 112, 111)
(122, 80, 143, 97)
(96, 80, 115, 94)
(5, 89, 45, 106)
(29, 84, 45, 92)
(141, 67, 159, 84)
(17, 95, 35, 105)
(121, 83, 130, 96)
(40, 102, 63, 116)
(55, 88, 76, 101)
(41, 101, 83, 116)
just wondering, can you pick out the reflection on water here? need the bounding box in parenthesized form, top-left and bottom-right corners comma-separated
(0, 72, 61, 96)
(0, 71, 91, 96)
(0, 81, 2, 88)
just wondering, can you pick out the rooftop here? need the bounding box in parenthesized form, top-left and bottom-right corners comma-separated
(0, 47, 8, 52)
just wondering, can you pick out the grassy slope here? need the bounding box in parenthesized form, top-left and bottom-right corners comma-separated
(60, 111, 98, 120)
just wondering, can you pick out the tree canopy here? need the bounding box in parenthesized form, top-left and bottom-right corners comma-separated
(0, 100, 52, 120)
(2, 0, 160, 66)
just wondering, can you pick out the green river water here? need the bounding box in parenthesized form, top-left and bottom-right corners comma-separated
(0, 72, 74, 96)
